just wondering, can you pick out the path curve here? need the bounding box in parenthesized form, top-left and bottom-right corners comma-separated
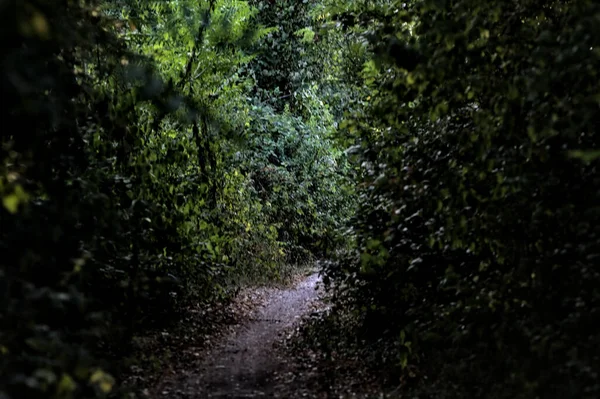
(159, 273, 321, 398)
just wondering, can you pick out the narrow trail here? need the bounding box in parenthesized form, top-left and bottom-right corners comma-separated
(157, 273, 322, 398)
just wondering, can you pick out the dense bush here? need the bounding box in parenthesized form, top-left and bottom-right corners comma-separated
(1, 2, 143, 397)
(239, 98, 354, 265)
(8, 0, 598, 397)
(0, 0, 352, 397)
(325, 0, 600, 397)
(238, 0, 357, 267)
(245, 0, 318, 111)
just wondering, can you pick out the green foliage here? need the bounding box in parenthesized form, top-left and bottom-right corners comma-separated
(325, 0, 600, 397)
(245, 0, 321, 111)
(238, 96, 354, 265)
(0, 0, 354, 397)
(230, 0, 358, 271)
(1, 1, 159, 397)
(17, 0, 600, 397)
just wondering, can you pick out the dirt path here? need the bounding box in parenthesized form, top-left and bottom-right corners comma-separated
(157, 273, 322, 398)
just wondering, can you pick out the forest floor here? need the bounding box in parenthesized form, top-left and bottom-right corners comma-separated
(156, 272, 322, 398)
(123, 268, 386, 398)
